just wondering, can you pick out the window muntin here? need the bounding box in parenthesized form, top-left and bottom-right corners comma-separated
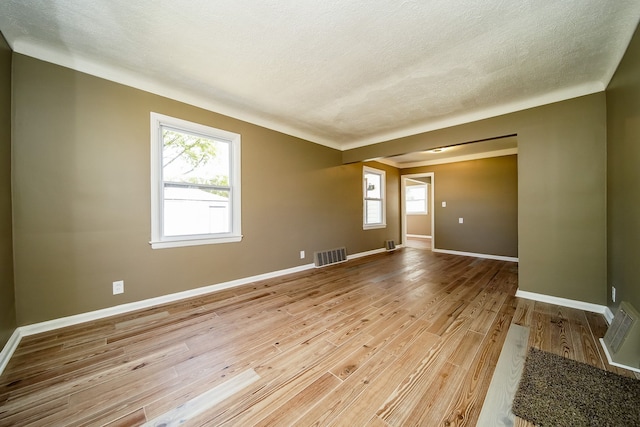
(363, 166, 386, 229)
(406, 183, 428, 214)
(151, 113, 241, 249)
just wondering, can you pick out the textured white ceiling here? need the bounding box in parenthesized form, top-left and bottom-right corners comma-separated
(1, 1, 639, 150)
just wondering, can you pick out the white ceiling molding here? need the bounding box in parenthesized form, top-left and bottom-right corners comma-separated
(11, 39, 344, 150)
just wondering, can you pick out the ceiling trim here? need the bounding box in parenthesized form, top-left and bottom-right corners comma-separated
(11, 39, 344, 151)
(378, 147, 518, 169)
(12, 40, 603, 153)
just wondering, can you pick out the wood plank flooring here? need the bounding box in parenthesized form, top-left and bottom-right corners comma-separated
(405, 236, 432, 250)
(0, 247, 635, 426)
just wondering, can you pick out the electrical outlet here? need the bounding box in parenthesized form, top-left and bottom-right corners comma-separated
(300, 250, 305, 259)
(113, 280, 124, 295)
(612, 286, 616, 302)
(459, 217, 464, 224)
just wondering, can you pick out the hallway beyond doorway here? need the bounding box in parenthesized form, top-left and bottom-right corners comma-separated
(405, 235, 431, 250)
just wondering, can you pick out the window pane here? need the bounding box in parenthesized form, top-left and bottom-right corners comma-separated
(406, 185, 427, 214)
(162, 127, 229, 186)
(407, 200, 426, 213)
(406, 186, 425, 201)
(365, 200, 382, 224)
(163, 186, 230, 236)
(365, 172, 381, 199)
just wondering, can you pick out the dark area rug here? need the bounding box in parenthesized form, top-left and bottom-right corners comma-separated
(512, 347, 640, 427)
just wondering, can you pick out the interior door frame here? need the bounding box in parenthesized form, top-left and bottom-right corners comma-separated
(401, 172, 435, 248)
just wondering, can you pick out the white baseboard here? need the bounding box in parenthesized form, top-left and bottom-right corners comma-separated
(599, 338, 640, 374)
(432, 248, 518, 263)
(18, 262, 318, 337)
(515, 289, 609, 317)
(0, 248, 384, 376)
(604, 307, 614, 325)
(0, 328, 21, 375)
(347, 247, 387, 259)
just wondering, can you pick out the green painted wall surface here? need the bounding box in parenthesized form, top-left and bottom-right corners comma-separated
(607, 23, 640, 311)
(406, 215, 430, 236)
(0, 33, 15, 347)
(403, 155, 517, 257)
(346, 94, 607, 305)
(11, 55, 399, 325)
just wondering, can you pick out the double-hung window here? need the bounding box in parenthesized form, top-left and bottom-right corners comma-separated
(150, 113, 241, 249)
(363, 166, 386, 229)
(406, 182, 428, 214)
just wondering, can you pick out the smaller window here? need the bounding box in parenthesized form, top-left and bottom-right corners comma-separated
(363, 166, 386, 229)
(406, 182, 428, 214)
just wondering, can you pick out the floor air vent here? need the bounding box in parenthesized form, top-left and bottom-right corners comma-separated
(600, 301, 640, 372)
(385, 240, 396, 251)
(314, 247, 347, 268)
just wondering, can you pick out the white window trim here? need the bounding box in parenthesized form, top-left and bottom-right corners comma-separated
(150, 112, 242, 249)
(363, 166, 386, 230)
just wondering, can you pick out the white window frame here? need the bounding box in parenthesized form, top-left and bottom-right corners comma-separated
(363, 166, 386, 230)
(150, 112, 242, 249)
(406, 182, 428, 215)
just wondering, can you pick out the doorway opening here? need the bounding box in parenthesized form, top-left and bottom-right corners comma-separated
(401, 172, 434, 250)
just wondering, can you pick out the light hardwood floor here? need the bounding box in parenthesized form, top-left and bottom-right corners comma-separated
(0, 247, 634, 426)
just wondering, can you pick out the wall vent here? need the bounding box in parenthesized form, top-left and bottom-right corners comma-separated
(314, 247, 347, 268)
(601, 301, 640, 372)
(385, 240, 396, 251)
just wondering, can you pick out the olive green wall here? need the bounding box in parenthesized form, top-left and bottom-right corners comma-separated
(346, 94, 607, 305)
(11, 54, 399, 325)
(607, 23, 640, 311)
(6, 42, 620, 324)
(0, 33, 15, 347)
(406, 214, 430, 236)
(403, 155, 517, 257)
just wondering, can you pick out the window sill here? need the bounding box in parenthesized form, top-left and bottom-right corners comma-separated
(363, 224, 386, 230)
(150, 235, 243, 249)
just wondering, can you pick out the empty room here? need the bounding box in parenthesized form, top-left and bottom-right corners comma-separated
(1, 1, 640, 426)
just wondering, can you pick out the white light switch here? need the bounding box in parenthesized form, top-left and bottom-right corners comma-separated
(442, 201, 447, 207)
(459, 218, 464, 224)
